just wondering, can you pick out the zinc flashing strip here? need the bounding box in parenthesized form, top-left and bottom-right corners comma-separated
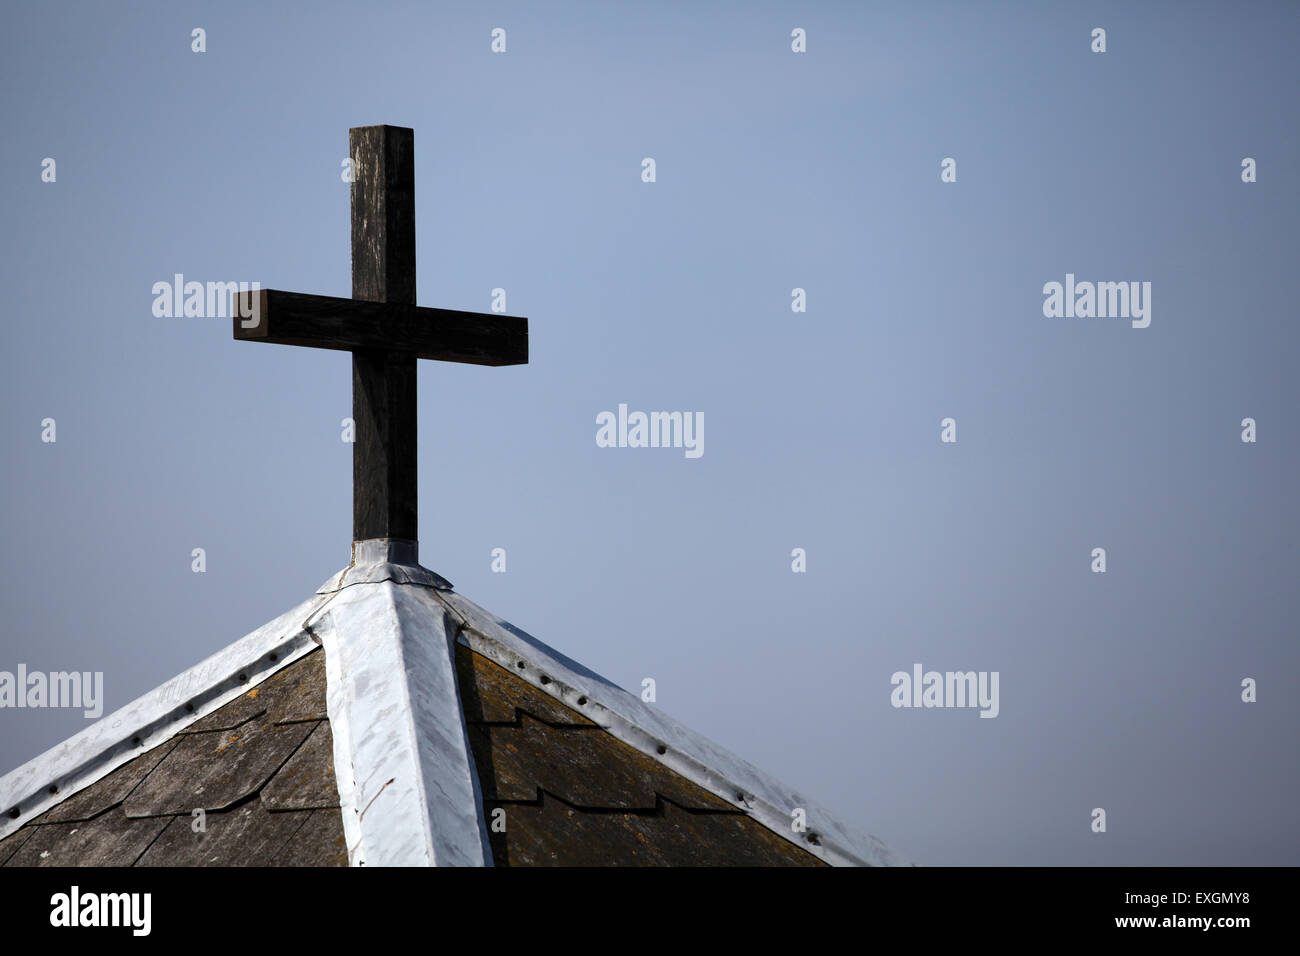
(434, 589, 909, 868)
(308, 580, 491, 867)
(317, 538, 452, 593)
(0, 591, 334, 842)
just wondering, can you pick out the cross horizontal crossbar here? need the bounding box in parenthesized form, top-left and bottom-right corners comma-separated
(233, 289, 528, 366)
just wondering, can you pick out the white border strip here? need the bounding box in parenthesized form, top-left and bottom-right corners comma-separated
(308, 581, 491, 867)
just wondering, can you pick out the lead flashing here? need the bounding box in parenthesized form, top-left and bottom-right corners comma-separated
(317, 538, 452, 593)
(306, 580, 491, 867)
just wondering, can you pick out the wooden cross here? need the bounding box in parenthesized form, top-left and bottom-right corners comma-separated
(233, 125, 527, 546)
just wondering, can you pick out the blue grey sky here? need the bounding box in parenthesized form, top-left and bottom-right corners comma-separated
(1, 0, 1297, 865)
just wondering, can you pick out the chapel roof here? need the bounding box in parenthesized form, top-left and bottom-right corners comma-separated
(0, 543, 906, 867)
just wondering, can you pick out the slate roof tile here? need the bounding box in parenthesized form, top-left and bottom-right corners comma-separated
(469, 714, 733, 811)
(181, 645, 329, 733)
(260, 721, 340, 811)
(0, 826, 34, 866)
(456, 644, 822, 865)
(273, 809, 348, 867)
(0, 649, 346, 867)
(37, 740, 179, 824)
(123, 720, 315, 816)
(135, 803, 316, 867)
(486, 792, 824, 867)
(4, 815, 171, 867)
(456, 643, 596, 726)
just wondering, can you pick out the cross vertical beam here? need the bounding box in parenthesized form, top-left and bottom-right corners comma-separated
(350, 125, 418, 544)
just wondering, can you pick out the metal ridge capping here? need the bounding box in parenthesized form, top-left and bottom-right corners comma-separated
(318, 538, 453, 593)
(304, 580, 492, 866)
(1, 554, 907, 866)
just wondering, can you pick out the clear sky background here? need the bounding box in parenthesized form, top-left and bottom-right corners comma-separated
(1, 0, 1297, 865)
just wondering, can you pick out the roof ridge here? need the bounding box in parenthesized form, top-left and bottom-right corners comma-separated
(1, 562, 908, 866)
(308, 580, 491, 866)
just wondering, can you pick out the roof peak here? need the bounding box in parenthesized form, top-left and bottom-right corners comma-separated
(1, 562, 907, 866)
(317, 538, 452, 594)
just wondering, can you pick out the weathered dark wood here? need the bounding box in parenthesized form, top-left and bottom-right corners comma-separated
(352, 125, 418, 542)
(232, 124, 530, 547)
(351, 125, 416, 305)
(232, 290, 527, 366)
(352, 348, 417, 540)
